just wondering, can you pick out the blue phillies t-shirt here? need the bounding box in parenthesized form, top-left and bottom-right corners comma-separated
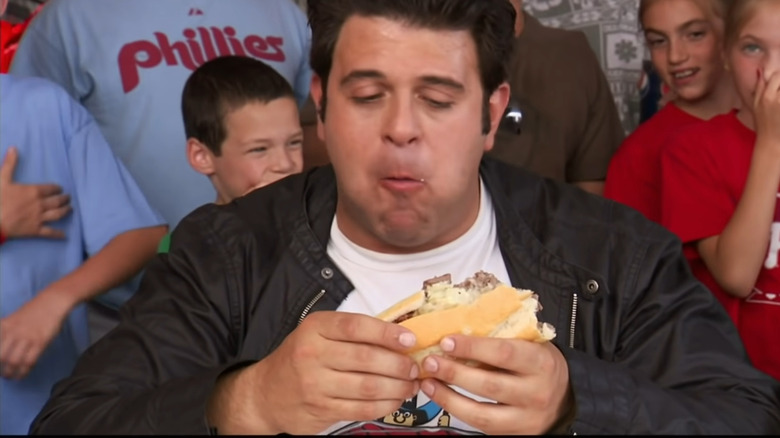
(11, 0, 312, 228)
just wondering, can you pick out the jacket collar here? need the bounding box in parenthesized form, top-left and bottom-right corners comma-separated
(296, 157, 606, 298)
(478, 157, 604, 296)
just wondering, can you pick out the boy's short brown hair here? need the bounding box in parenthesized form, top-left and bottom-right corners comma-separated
(181, 55, 295, 155)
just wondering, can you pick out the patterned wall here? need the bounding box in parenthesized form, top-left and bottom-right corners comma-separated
(524, 0, 644, 134)
(7, 0, 642, 133)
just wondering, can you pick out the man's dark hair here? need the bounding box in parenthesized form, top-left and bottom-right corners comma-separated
(307, 0, 516, 134)
(181, 55, 295, 156)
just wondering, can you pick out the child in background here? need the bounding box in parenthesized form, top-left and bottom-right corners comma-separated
(604, 0, 737, 222)
(660, 0, 780, 380)
(158, 56, 304, 252)
(0, 0, 167, 429)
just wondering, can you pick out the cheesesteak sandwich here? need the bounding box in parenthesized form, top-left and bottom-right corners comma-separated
(376, 271, 556, 371)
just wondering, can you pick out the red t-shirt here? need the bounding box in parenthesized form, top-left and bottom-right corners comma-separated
(0, 20, 22, 73)
(0, 5, 43, 73)
(661, 110, 780, 380)
(604, 103, 701, 223)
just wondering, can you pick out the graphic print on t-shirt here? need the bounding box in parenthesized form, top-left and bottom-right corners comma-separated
(117, 26, 287, 92)
(329, 395, 482, 435)
(749, 192, 780, 306)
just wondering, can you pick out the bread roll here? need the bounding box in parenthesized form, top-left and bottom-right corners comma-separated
(376, 271, 556, 374)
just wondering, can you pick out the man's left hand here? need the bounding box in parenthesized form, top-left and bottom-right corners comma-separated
(419, 335, 571, 435)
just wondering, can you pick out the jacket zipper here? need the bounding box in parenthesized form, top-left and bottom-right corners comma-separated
(569, 292, 578, 349)
(563, 293, 579, 436)
(298, 289, 326, 325)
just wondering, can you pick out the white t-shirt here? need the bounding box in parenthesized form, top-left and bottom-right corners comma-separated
(321, 179, 510, 435)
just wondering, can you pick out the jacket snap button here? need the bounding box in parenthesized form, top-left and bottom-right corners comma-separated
(321, 267, 334, 280)
(585, 279, 599, 294)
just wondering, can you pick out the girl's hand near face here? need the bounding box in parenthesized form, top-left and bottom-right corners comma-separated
(753, 69, 780, 148)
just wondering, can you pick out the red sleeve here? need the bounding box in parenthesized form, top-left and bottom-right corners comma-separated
(0, 5, 42, 73)
(660, 128, 734, 244)
(604, 136, 660, 222)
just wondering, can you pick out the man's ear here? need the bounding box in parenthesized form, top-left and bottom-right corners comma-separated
(310, 74, 326, 142)
(186, 138, 216, 176)
(484, 82, 511, 152)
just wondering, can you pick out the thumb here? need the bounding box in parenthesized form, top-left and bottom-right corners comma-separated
(0, 147, 18, 183)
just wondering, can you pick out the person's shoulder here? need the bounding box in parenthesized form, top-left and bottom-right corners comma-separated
(1, 73, 72, 107)
(522, 17, 602, 87)
(663, 111, 735, 158)
(485, 158, 675, 246)
(270, 0, 307, 15)
(553, 173, 678, 248)
(624, 103, 704, 150)
(529, 17, 596, 57)
(615, 105, 684, 153)
(234, 166, 336, 229)
(42, 0, 133, 13)
(248, 0, 308, 25)
(28, 0, 165, 30)
(174, 166, 334, 251)
(684, 111, 736, 136)
(25, 0, 82, 22)
(169, 201, 254, 259)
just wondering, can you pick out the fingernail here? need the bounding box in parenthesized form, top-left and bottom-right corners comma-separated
(440, 337, 455, 352)
(423, 356, 438, 373)
(421, 380, 435, 396)
(399, 332, 416, 348)
(409, 365, 419, 379)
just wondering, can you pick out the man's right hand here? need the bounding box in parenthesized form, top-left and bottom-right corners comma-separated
(208, 311, 421, 435)
(0, 147, 71, 239)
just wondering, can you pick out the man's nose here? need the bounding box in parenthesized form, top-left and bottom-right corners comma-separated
(383, 95, 421, 146)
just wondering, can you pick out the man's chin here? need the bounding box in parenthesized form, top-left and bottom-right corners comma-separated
(374, 222, 437, 254)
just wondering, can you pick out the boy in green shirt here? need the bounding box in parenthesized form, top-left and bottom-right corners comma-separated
(159, 56, 305, 252)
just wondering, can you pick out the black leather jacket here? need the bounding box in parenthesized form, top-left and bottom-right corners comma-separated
(31, 158, 780, 434)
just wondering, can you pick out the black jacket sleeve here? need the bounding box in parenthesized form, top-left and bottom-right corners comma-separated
(565, 229, 780, 434)
(30, 206, 250, 434)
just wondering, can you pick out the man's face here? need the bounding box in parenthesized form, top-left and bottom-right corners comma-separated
(311, 16, 509, 254)
(210, 98, 303, 203)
